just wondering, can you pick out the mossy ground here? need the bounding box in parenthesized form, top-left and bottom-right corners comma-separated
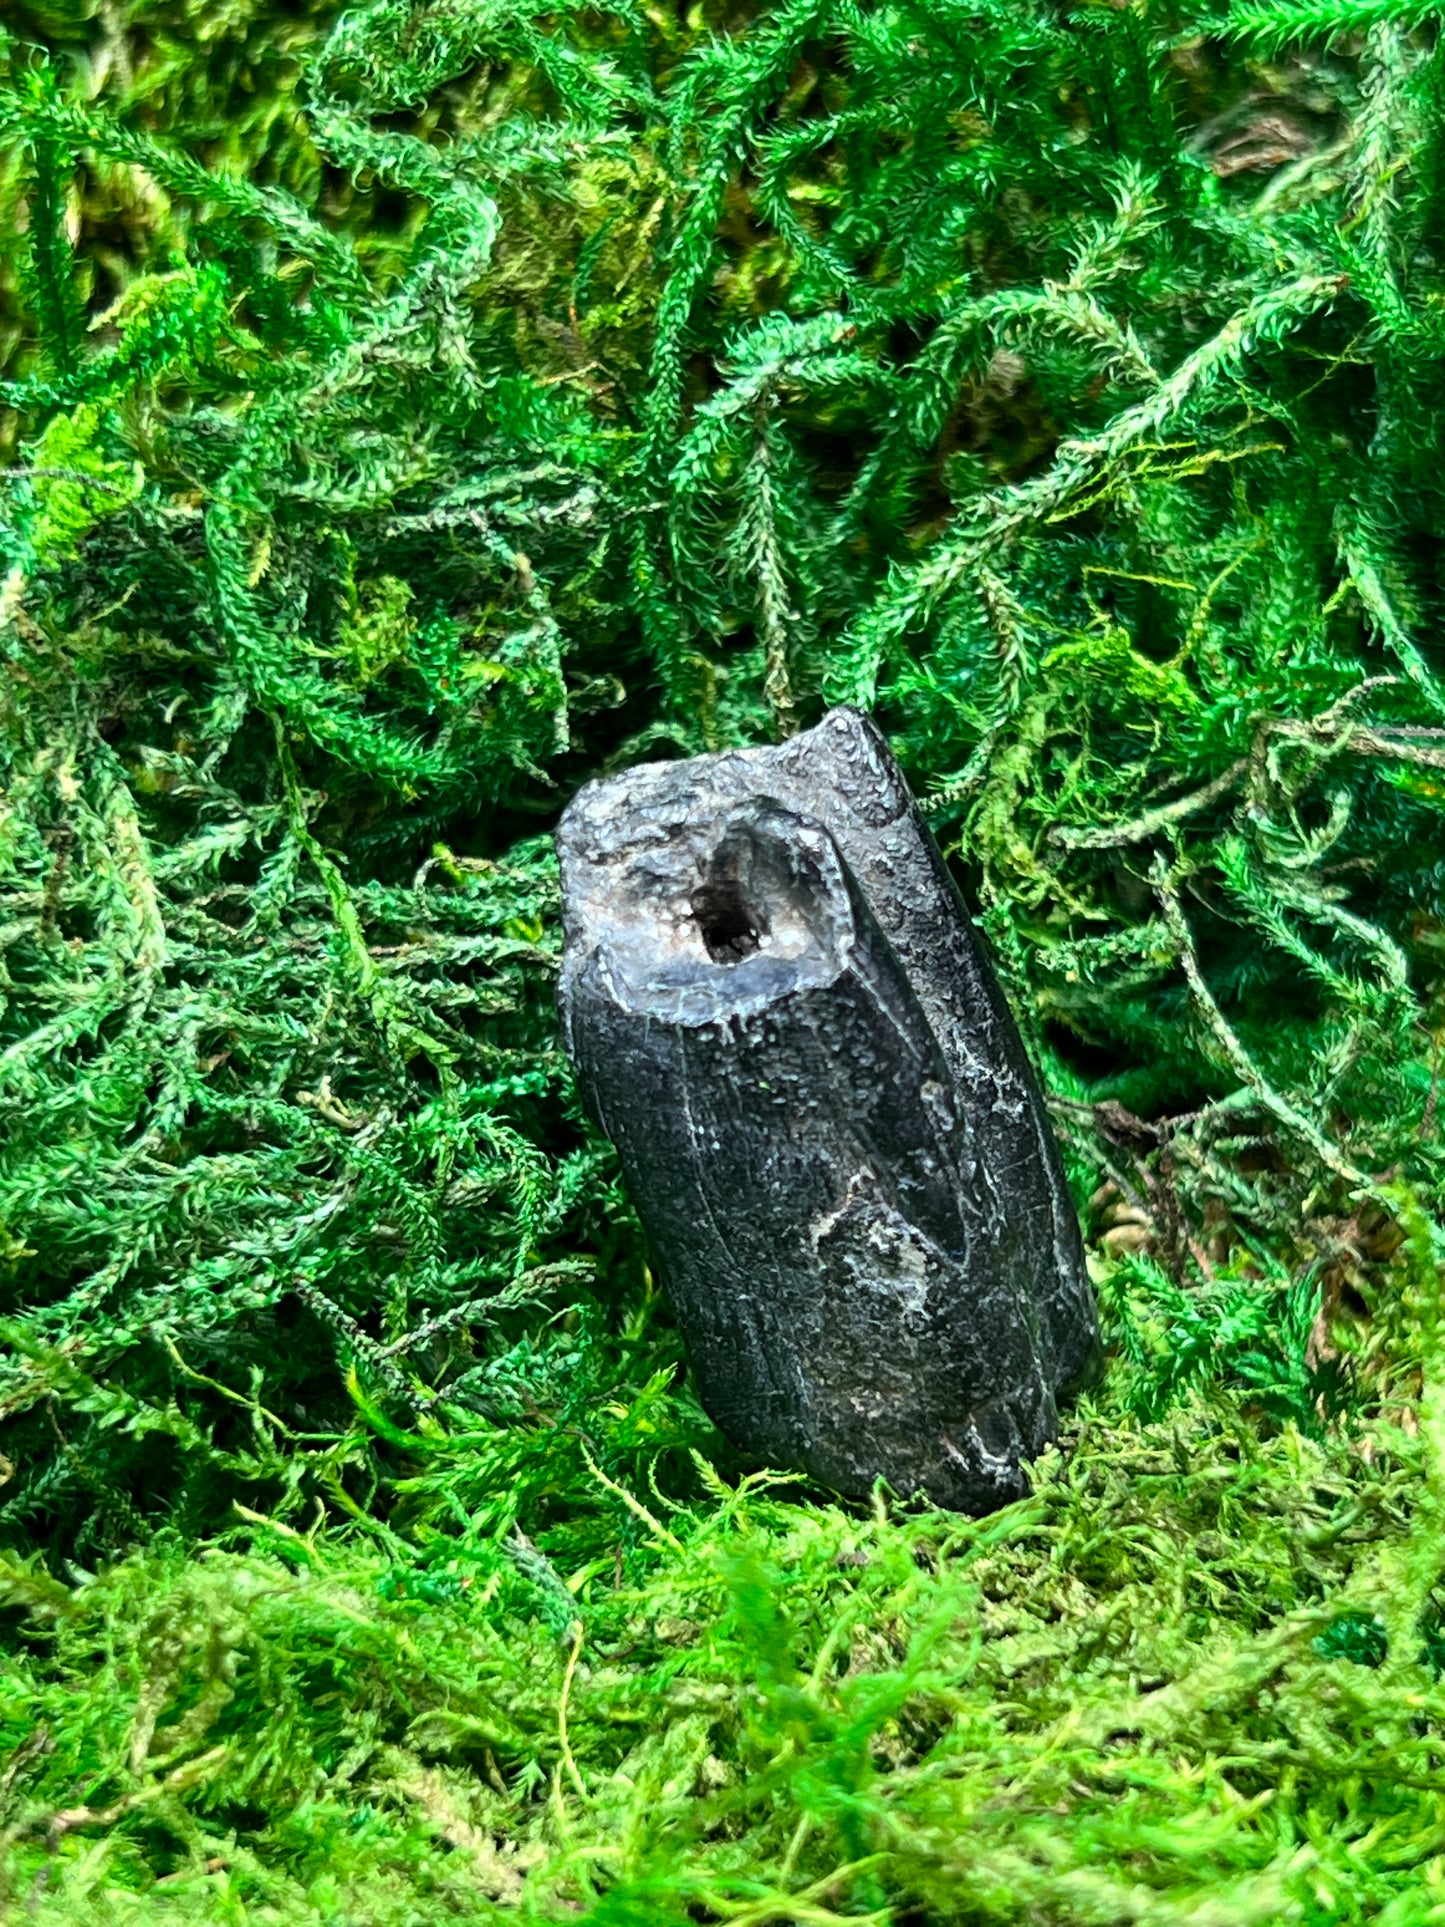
(5, 1, 1445, 1920)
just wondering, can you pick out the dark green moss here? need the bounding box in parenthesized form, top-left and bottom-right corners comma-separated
(5, 0, 1445, 1918)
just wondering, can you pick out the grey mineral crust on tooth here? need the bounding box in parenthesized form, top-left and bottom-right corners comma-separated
(555, 705, 1100, 1514)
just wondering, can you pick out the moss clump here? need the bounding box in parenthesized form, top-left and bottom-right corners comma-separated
(5, 0, 1445, 1919)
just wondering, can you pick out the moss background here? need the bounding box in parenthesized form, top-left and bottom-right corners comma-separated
(5, 0, 1445, 1920)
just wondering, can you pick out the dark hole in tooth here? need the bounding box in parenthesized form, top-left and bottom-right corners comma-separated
(692, 882, 762, 964)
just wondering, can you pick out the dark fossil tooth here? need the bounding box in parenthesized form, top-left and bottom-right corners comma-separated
(556, 705, 1100, 1514)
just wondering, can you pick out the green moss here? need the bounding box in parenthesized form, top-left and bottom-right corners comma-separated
(5, 0, 1445, 1918)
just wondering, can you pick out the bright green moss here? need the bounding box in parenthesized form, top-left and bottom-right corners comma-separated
(4, 1, 1445, 1919)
